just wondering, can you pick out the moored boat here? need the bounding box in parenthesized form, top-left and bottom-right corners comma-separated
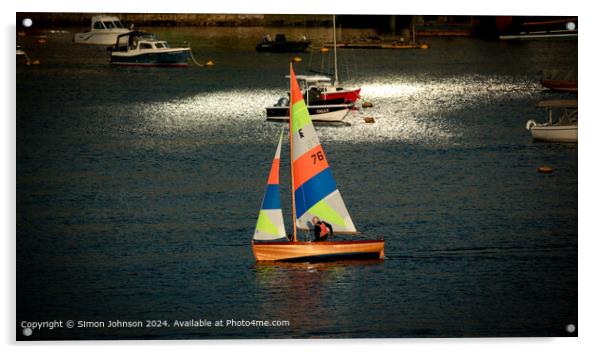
(109, 31, 190, 67)
(73, 15, 130, 45)
(252, 64, 385, 262)
(499, 17, 577, 40)
(256, 34, 311, 52)
(540, 79, 577, 93)
(525, 99, 577, 143)
(316, 15, 362, 103)
(16, 45, 30, 64)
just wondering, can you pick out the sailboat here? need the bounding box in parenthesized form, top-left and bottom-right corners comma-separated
(265, 15, 360, 123)
(316, 15, 362, 104)
(252, 64, 385, 262)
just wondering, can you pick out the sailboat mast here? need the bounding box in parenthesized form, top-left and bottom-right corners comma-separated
(333, 14, 338, 85)
(289, 64, 298, 243)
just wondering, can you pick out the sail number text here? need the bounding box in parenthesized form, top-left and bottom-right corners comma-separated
(311, 151, 325, 164)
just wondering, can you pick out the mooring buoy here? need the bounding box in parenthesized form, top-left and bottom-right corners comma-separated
(538, 166, 553, 173)
(362, 101, 374, 108)
(364, 117, 375, 123)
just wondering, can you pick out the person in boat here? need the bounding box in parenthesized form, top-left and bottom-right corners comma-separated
(312, 216, 333, 242)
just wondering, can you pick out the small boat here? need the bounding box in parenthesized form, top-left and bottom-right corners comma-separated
(109, 31, 190, 67)
(16, 45, 30, 64)
(256, 34, 311, 53)
(73, 15, 130, 45)
(252, 64, 385, 262)
(499, 17, 577, 40)
(525, 99, 577, 143)
(316, 15, 362, 103)
(540, 79, 577, 93)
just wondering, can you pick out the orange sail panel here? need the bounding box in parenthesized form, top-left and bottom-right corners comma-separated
(289, 65, 357, 233)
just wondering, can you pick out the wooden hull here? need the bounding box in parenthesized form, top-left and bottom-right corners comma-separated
(540, 80, 578, 93)
(252, 239, 385, 262)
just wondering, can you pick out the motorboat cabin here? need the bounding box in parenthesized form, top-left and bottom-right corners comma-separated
(73, 15, 130, 45)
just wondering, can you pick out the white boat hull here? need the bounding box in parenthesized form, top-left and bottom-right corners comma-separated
(267, 107, 351, 123)
(73, 31, 129, 45)
(530, 125, 577, 143)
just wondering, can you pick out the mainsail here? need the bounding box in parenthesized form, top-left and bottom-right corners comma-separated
(253, 131, 287, 240)
(289, 65, 357, 233)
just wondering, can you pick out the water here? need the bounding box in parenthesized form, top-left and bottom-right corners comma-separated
(16, 27, 577, 339)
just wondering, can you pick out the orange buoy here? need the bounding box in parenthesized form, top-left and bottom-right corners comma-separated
(364, 117, 375, 123)
(292, 56, 302, 63)
(419, 43, 430, 49)
(320, 47, 329, 53)
(362, 101, 374, 108)
(204, 60, 215, 67)
(538, 166, 553, 173)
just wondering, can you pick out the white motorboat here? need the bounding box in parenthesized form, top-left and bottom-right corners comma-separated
(525, 99, 577, 143)
(109, 31, 190, 67)
(73, 15, 130, 45)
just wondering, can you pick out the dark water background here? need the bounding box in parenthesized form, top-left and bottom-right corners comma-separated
(16, 27, 577, 339)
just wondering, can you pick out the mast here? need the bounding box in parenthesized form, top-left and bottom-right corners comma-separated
(333, 14, 338, 85)
(289, 63, 298, 242)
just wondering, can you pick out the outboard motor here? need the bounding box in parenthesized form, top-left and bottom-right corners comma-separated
(276, 97, 290, 107)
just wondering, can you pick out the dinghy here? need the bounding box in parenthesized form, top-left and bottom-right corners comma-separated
(525, 99, 577, 143)
(252, 64, 384, 262)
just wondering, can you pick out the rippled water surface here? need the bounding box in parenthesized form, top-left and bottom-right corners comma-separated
(17, 27, 577, 339)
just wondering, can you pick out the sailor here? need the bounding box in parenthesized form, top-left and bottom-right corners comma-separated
(312, 216, 333, 242)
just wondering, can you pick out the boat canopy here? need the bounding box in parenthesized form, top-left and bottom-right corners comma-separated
(91, 15, 125, 29)
(113, 31, 156, 50)
(536, 99, 578, 108)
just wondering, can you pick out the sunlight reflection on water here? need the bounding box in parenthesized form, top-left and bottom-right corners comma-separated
(136, 75, 541, 146)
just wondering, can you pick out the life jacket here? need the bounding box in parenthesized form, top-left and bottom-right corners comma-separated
(318, 222, 329, 237)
